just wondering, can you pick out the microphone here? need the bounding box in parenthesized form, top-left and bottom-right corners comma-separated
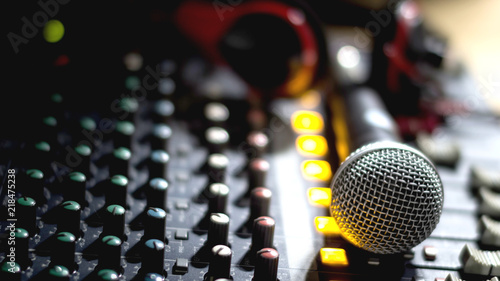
(329, 87, 444, 255)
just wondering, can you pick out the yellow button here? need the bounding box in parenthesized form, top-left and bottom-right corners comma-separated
(307, 188, 331, 207)
(314, 216, 340, 235)
(291, 111, 324, 133)
(320, 248, 349, 267)
(296, 135, 328, 157)
(43, 20, 65, 43)
(301, 160, 332, 182)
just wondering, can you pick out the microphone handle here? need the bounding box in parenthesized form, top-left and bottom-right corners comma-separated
(343, 86, 401, 152)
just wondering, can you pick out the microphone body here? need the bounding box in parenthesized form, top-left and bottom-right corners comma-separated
(343, 86, 401, 151)
(330, 86, 444, 255)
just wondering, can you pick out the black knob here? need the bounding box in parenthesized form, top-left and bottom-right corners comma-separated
(205, 127, 229, 154)
(40, 115, 59, 146)
(251, 217, 275, 254)
(106, 175, 129, 208)
(144, 272, 165, 281)
(207, 183, 229, 215)
(12, 228, 30, 269)
(151, 124, 172, 150)
(109, 147, 131, 177)
(253, 248, 279, 281)
(153, 99, 175, 123)
(99, 235, 123, 272)
(23, 169, 46, 204)
(248, 158, 270, 191)
(47, 265, 71, 280)
(147, 178, 168, 210)
(17, 196, 37, 236)
(51, 232, 76, 271)
(204, 102, 229, 127)
(0, 262, 21, 281)
(79, 116, 97, 132)
(96, 269, 119, 281)
(246, 188, 272, 230)
(27, 141, 52, 174)
(114, 120, 135, 148)
(57, 201, 81, 237)
(246, 131, 269, 159)
(148, 150, 169, 179)
(64, 171, 87, 206)
(144, 207, 167, 242)
(116, 97, 139, 122)
(103, 204, 126, 239)
(207, 245, 232, 281)
(207, 213, 230, 248)
(142, 239, 165, 275)
(73, 144, 92, 177)
(206, 154, 229, 185)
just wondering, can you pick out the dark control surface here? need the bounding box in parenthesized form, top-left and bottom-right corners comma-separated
(1, 2, 500, 281)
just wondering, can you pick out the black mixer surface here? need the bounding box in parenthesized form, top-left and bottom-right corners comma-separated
(2, 1, 500, 281)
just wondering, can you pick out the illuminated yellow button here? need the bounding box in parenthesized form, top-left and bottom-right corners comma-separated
(314, 216, 340, 235)
(320, 248, 349, 267)
(291, 111, 324, 133)
(301, 160, 332, 182)
(296, 135, 328, 157)
(307, 188, 331, 207)
(43, 20, 65, 43)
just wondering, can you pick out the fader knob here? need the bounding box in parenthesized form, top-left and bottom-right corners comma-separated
(207, 183, 230, 215)
(29, 141, 52, 174)
(204, 102, 230, 126)
(151, 124, 172, 150)
(207, 213, 230, 248)
(206, 154, 229, 185)
(205, 127, 229, 154)
(13, 228, 30, 269)
(74, 144, 92, 177)
(148, 150, 169, 179)
(144, 272, 165, 281)
(246, 131, 269, 158)
(23, 169, 46, 204)
(64, 171, 87, 206)
(207, 245, 232, 281)
(251, 217, 275, 254)
(114, 121, 135, 148)
(246, 188, 272, 230)
(106, 175, 129, 208)
(144, 207, 167, 242)
(0, 262, 21, 281)
(51, 232, 76, 271)
(154, 100, 175, 123)
(17, 196, 37, 236)
(57, 201, 81, 237)
(147, 178, 168, 210)
(103, 204, 126, 239)
(248, 158, 270, 190)
(96, 269, 119, 281)
(253, 248, 279, 281)
(47, 265, 71, 280)
(142, 239, 165, 275)
(99, 235, 123, 272)
(110, 147, 131, 177)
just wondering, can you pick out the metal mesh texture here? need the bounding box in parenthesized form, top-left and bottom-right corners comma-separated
(330, 142, 444, 254)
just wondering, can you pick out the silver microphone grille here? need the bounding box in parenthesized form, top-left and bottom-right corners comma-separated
(330, 141, 444, 254)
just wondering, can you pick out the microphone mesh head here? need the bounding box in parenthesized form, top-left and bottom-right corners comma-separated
(330, 141, 444, 254)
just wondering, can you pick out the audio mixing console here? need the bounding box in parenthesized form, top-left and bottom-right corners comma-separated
(2, 1, 500, 280)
